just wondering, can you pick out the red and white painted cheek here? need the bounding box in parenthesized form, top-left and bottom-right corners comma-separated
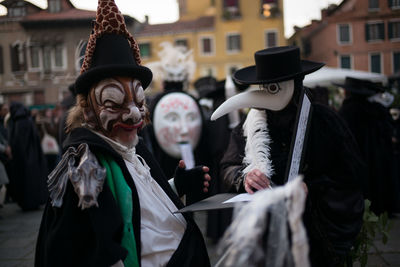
(157, 126, 181, 147)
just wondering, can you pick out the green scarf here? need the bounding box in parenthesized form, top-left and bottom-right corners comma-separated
(97, 154, 139, 267)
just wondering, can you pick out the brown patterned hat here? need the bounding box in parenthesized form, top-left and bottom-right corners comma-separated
(75, 0, 152, 95)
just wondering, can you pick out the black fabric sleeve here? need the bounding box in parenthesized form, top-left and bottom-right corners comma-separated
(304, 105, 365, 265)
(220, 122, 247, 193)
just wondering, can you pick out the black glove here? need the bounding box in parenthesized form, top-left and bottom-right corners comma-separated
(174, 164, 208, 205)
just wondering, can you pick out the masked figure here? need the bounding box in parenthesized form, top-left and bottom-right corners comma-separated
(145, 91, 208, 206)
(35, 1, 210, 266)
(338, 77, 396, 216)
(213, 46, 364, 267)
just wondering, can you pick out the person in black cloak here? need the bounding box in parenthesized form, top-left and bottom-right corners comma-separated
(338, 77, 396, 216)
(212, 46, 365, 267)
(35, 1, 211, 266)
(6, 102, 47, 211)
(58, 83, 77, 146)
(195, 76, 249, 243)
(145, 89, 210, 205)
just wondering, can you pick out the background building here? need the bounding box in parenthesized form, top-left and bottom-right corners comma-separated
(288, 0, 400, 77)
(136, 0, 286, 93)
(0, 0, 139, 106)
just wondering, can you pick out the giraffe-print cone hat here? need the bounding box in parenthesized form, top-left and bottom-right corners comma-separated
(75, 0, 152, 95)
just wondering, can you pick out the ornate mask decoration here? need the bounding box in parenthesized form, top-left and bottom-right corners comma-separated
(153, 92, 202, 158)
(85, 76, 146, 148)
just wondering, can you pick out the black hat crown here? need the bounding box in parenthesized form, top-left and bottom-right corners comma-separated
(233, 46, 324, 85)
(75, 0, 152, 95)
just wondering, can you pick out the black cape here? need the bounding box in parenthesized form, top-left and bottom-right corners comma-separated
(35, 127, 210, 267)
(220, 103, 365, 267)
(339, 96, 395, 215)
(7, 102, 47, 211)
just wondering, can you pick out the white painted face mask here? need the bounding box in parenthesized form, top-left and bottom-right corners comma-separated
(153, 92, 202, 158)
(211, 80, 295, 121)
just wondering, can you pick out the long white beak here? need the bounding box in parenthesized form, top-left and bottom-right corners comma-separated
(211, 87, 294, 121)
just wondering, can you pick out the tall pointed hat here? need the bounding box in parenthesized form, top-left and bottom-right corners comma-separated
(75, 0, 152, 95)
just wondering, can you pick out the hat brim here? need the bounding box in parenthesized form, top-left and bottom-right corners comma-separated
(332, 82, 377, 96)
(75, 64, 153, 95)
(233, 60, 324, 85)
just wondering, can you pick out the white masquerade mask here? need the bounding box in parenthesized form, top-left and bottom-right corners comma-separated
(153, 92, 202, 158)
(211, 80, 295, 121)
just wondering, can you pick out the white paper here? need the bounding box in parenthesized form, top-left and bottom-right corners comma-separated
(178, 142, 195, 169)
(223, 193, 255, 203)
(287, 92, 311, 182)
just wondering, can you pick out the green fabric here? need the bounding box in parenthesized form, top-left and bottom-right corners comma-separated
(98, 154, 139, 267)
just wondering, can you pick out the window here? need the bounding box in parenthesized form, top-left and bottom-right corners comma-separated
(223, 0, 240, 19)
(8, 2, 26, 17)
(368, 0, 379, 10)
(265, 30, 278, 48)
(10, 43, 26, 72)
(389, 21, 400, 40)
(338, 24, 351, 44)
(0, 46, 3, 74)
(303, 40, 311, 57)
(48, 0, 61, 13)
(370, 53, 382, 73)
(389, 0, 400, 9)
(54, 45, 64, 68)
(393, 52, 400, 73)
(340, 55, 352, 69)
(75, 40, 87, 71)
(43, 47, 52, 73)
(199, 36, 214, 56)
(175, 39, 188, 49)
(29, 46, 41, 69)
(200, 65, 217, 77)
(139, 43, 151, 58)
(225, 64, 241, 76)
(226, 33, 241, 53)
(261, 0, 278, 18)
(365, 22, 385, 41)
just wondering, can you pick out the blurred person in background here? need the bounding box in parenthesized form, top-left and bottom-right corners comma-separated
(6, 102, 47, 211)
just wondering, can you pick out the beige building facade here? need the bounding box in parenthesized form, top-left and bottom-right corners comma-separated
(0, 0, 138, 106)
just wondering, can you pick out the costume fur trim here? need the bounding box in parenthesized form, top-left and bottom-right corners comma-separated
(242, 109, 274, 179)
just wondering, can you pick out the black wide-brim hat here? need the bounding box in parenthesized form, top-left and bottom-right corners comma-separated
(333, 76, 384, 96)
(233, 46, 324, 85)
(75, 34, 152, 95)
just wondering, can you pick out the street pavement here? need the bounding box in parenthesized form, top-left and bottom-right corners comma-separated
(0, 203, 399, 267)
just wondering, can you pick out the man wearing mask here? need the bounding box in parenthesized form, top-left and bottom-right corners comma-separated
(213, 46, 364, 266)
(35, 1, 210, 266)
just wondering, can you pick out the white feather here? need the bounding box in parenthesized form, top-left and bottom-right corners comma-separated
(242, 109, 274, 178)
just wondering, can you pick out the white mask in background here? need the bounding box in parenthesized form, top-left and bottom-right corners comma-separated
(153, 92, 202, 158)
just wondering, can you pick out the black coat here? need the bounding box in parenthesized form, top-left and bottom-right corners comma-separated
(339, 96, 395, 215)
(220, 103, 365, 267)
(7, 102, 47, 211)
(35, 127, 210, 267)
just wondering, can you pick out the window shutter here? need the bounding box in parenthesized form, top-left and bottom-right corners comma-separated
(365, 24, 370, 41)
(388, 0, 392, 8)
(379, 23, 385, 39)
(10, 45, 18, 72)
(388, 22, 393, 39)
